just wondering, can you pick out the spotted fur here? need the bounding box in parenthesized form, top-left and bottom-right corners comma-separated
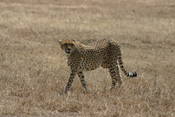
(59, 39, 137, 93)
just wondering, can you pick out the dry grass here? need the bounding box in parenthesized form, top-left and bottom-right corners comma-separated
(0, 0, 175, 117)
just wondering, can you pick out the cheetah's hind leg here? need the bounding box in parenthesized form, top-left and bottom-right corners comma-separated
(109, 65, 122, 89)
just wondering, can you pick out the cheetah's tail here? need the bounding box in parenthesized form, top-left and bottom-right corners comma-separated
(127, 72, 137, 77)
(117, 46, 137, 78)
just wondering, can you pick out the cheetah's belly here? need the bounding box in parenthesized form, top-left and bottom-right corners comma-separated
(80, 57, 103, 71)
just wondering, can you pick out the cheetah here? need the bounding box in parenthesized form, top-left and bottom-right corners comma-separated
(58, 39, 137, 93)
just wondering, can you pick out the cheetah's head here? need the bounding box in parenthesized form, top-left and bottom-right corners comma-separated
(58, 40, 77, 55)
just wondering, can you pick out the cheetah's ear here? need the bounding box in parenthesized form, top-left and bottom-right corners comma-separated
(71, 40, 76, 45)
(58, 40, 62, 45)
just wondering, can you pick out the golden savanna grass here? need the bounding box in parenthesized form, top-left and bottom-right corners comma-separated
(0, 0, 175, 116)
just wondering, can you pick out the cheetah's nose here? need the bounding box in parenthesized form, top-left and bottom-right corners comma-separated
(65, 48, 71, 54)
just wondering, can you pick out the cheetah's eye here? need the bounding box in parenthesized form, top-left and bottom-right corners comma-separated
(68, 43, 74, 47)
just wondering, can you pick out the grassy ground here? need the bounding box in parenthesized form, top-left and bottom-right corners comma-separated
(0, 0, 175, 117)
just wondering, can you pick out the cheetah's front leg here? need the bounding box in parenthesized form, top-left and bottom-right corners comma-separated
(65, 71, 76, 93)
(77, 72, 88, 92)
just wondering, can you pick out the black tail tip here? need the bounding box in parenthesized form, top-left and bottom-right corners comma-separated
(128, 72, 137, 77)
